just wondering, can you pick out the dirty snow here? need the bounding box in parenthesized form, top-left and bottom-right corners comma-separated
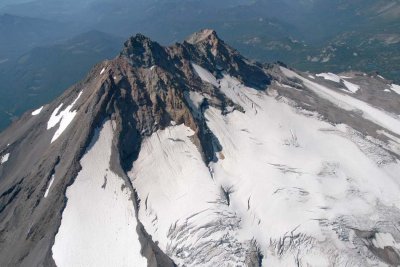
(47, 92, 82, 143)
(31, 106, 43, 116)
(191, 63, 218, 86)
(282, 67, 400, 135)
(52, 121, 146, 267)
(44, 175, 55, 198)
(1, 153, 10, 164)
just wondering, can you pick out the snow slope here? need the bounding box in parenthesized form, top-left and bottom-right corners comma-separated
(132, 65, 400, 266)
(52, 121, 146, 267)
(129, 125, 255, 266)
(207, 74, 400, 265)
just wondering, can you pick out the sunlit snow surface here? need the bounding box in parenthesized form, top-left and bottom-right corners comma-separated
(47, 92, 82, 143)
(129, 66, 400, 266)
(31, 106, 43, 116)
(129, 125, 251, 266)
(52, 121, 146, 267)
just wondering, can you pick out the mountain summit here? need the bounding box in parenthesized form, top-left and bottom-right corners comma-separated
(1, 30, 400, 267)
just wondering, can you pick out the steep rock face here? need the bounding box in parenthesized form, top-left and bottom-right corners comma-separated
(0, 29, 400, 266)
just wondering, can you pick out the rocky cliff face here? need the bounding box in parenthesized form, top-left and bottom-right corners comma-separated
(0, 29, 400, 266)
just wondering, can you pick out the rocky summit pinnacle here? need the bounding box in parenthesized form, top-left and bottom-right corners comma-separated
(1, 29, 400, 267)
(185, 28, 219, 44)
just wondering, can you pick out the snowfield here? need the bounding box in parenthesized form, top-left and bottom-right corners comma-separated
(127, 65, 400, 266)
(52, 121, 146, 267)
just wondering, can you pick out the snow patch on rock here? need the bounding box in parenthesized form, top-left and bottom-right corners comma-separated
(44, 175, 54, 198)
(391, 84, 400, 95)
(316, 72, 341, 83)
(1, 153, 10, 164)
(31, 106, 43, 116)
(47, 92, 82, 143)
(342, 79, 360, 93)
(317, 72, 360, 93)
